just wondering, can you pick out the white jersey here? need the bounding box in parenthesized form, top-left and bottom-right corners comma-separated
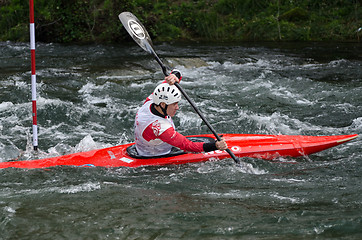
(134, 99, 176, 156)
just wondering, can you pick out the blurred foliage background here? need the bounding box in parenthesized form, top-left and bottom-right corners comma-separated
(0, 0, 361, 43)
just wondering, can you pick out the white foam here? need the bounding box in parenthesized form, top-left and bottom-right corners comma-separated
(195, 190, 251, 199)
(5, 42, 27, 51)
(5, 182, 101, 196)
(237, 161, 267, 174)
(129, 80, 154, 88)
(78, 82, 114, 106)
(350, 117, 362, 131)
(0, 102, 14, 111)
(58, 182, 101, 194)
(328, 59, 348, 67)
(271, 178, 306, 183)
(177, 112, 202, 129)
(37, 68, 82, 77)
(73, 134, 112, 153)
(4, 206, 16, 214)
(74, 134, 98, 152)
(270, 193, 305, 203)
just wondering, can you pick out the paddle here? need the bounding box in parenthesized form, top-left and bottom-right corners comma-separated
(118, 12, 240, 164)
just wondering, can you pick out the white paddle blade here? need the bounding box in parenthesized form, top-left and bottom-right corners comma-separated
(118, 12, 154, 54)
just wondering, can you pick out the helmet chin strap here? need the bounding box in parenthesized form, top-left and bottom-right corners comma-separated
(160, 103, 168, 116)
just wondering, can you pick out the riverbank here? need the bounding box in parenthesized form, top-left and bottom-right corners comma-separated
(0, 0, 361, 43)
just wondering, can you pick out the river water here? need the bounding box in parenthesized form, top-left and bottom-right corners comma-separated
(0, 41, 361, 239)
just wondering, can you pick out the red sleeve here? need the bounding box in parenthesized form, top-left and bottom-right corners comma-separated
(158, 128, 204, 153)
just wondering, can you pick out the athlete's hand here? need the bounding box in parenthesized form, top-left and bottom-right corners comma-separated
(165, 74, 180, 85)
(215, 138, 228, 151)
(165, 69, 182, 85)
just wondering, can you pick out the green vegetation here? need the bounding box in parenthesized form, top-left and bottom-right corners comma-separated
(0, 0, 361, 43)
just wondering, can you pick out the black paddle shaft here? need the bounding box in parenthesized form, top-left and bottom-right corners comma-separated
(154, 49, 240, 164)
(119, 12, 240, 164)
(176, 81, 240, 163)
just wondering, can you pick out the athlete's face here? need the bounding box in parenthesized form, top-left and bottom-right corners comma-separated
(167, 102, 179, 117)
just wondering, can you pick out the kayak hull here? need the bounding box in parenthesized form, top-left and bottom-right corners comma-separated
(0, 134, 358, 169)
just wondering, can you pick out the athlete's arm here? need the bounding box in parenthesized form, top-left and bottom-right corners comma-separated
(158, 128, 218, 153)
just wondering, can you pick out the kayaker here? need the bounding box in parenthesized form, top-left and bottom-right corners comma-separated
(134, 69, 228, 157)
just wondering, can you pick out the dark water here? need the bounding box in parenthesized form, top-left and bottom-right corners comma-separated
(0, 41, 361, 239)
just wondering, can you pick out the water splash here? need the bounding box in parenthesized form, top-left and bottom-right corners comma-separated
(236, 161, 267, 174)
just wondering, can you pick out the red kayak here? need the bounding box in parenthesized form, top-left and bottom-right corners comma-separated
(0, 134, 358, 169)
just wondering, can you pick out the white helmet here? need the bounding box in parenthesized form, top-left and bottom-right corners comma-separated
(152, 83, 181, 105)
